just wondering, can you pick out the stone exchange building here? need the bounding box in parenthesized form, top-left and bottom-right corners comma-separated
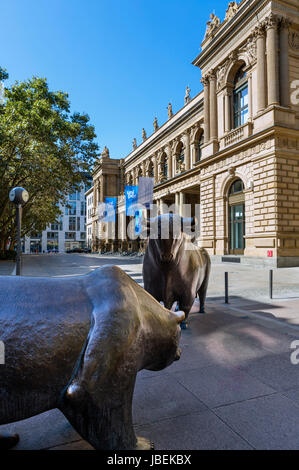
(87, 0, 299, 267)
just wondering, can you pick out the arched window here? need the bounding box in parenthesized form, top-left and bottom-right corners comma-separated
(229, 179, 244, 194)
(228, 179, 245, 254)
(196, 133, 204, 162)
(162, 157, 168, 178)
(178, 145, 185, 165)
(148, 161, 154, 178)
(233, 64, 248, 129)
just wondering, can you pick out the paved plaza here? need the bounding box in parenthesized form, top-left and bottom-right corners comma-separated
(1, 254, 299, 449)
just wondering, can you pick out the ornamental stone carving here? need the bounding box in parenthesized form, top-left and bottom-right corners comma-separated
(244, 35, 257, 65)
(225, 2, 238, 22)
(289, 31, 299, 50)
(264, 13, 279, 30)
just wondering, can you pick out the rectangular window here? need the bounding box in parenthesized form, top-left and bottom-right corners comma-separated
(80, 232, 86, 239)
(69, 216, 76, 231)
(65, 201, 76, 215)
(81, 201, 86, 216)
(233, 84, 248, 129)
(65, 232, 76, 240)
(47, 232, 58, 240)
(77, 217, 80, 231)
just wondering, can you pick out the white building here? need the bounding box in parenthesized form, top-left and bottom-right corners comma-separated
(85, 186, 94, 249)
(23, 178, 92, 253)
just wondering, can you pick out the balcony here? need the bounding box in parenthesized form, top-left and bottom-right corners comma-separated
(220, 122, 253, 150)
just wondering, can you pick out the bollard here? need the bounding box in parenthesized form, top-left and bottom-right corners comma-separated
(225, 271, 229, 304)
(269, 269, 273, 299)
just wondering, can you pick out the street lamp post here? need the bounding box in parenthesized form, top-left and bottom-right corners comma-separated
(9, 187, 29, 275)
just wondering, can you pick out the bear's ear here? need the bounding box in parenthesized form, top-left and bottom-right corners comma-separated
(172, 310, 185, 324)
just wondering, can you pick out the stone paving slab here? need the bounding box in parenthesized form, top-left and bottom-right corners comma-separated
(135, 409, 253, 450)
(214, 393, 299, 450)
(133, 373, 207, 426)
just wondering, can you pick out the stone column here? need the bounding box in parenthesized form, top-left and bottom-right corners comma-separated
(280, 17, 291, 108)
(266, 14, 280, 106)
(179, 192, 186, 217)
(99, 176, 104, 203)
(183, 131, 191, 171)
(209, 71, 218, 140)
(202, 76, 210, 143)
(256, 25, 266, 112)
(165, 145, 172, 179)
(175, 193, 180, 213)
(224, 90, 232, 132)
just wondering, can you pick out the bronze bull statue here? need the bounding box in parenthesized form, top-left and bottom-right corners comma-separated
(143, 214, 211, 328)
(0, 265, 184, 450)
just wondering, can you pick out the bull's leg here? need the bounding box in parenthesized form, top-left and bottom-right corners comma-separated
(0, 433, 19, 450)
(198, 265, 211, 314)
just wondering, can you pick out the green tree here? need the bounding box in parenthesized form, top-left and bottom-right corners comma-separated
(0, 68, 99, 251)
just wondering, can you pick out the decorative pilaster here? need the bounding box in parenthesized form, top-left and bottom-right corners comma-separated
(265, 14, 280, 106)
(165, 144, 172, 179)
(209, 71, 218, 140)
(201, 76, 210, 143)
(183, 131, 191, 171)
(255, 24, 266, 112)
(280, 17, 291, 107)
(224, 90, 232, 133)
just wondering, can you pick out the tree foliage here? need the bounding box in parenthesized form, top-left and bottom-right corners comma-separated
(0, 68, 99, 250)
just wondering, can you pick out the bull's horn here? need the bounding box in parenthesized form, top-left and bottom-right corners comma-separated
(160, 301, 165, 307)
(170, 301, 178, 312)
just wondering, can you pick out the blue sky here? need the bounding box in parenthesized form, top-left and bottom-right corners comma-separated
(2, 0, 229, 158)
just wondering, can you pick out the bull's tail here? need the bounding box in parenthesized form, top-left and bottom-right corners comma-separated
(198, 249, 211, 313)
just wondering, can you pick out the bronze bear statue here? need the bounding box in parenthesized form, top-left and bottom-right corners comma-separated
(0, 265, 184, 450)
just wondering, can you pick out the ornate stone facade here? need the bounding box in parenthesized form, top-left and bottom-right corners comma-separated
(89, 0, 299, 267)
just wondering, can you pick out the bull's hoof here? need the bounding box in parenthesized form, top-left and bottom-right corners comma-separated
(180, 320, 188, 330)
(136, 436, 154, 450)
(199, 307, 205, 314)
(0, 433, 19, 450)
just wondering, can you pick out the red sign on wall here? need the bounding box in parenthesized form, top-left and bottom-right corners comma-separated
(267, 250, 273, 257)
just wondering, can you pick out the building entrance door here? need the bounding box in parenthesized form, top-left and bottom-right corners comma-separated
(229, 203, 245, 254)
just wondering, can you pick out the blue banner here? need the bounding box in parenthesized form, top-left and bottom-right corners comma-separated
(125, 185, 138, 216)
(135, 209, 143, 236)
(104, 197, 117, 222)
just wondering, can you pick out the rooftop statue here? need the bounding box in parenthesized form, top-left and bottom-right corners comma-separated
(132, 138, 137, 150)
(142, 128, 147, 141)
(167, 103, 173, 119)
(204, 13, 220, 40)
(101, 146, 109, 158)
(225, 2, 238, 22)
(184, 86, 191, 105)
(153, 117, 159, 132)
(0, 266, 184, 450)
